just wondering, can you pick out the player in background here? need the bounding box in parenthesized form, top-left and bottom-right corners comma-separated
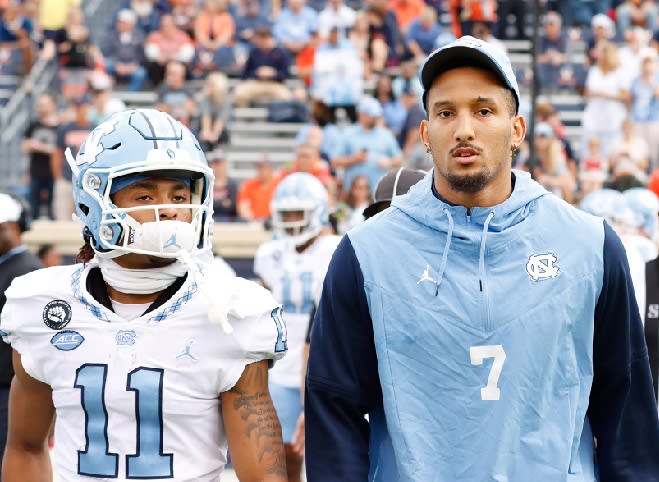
(580, 189, 659, 408)
(622, 188, 659, 264)
(579, 188, 651, 320)
(0, 109, 288, 481)
(291, 166, 428, 459)
(619, 187, 659, 407)
(254, 172, 340, 482)
(0, 192, 42, 473)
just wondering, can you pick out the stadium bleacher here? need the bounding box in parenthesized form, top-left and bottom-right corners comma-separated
(0, 1, 605, 222)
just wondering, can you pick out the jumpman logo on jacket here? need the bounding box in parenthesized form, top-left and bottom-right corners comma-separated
(417, 264, 438, 285)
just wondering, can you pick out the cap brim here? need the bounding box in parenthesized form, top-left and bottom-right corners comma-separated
(363, 201, 389, 219)
(422, 46, 503, 90)
(421, 46, 518, 112)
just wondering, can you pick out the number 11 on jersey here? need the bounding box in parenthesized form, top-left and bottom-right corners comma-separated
(75, 364, 173, 478)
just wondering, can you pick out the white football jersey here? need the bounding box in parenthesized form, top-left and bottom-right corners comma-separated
(621, 234, 658, 324)
(0, 261, 286, 481)
(254, 235, 341, 387)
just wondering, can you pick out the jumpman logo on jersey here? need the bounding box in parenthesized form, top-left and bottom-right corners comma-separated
(176, 340, 198, 362)
(163, 233, 181, 250)
(417, 264, 438, 285)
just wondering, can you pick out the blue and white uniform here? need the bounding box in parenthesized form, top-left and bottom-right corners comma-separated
(306, 170, 659, 481)
(254, 235, 339, 442)
(1, 261, 285, 481)
(255, 235, 340, 389)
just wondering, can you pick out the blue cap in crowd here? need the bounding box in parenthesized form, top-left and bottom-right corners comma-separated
(357, 96, 383, 118)
(419, 35, 520, 114)
(535, 122, 554, 137)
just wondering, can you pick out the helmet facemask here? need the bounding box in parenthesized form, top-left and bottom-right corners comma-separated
(270, 173, 329, 247)
(271, 204, 321, 247)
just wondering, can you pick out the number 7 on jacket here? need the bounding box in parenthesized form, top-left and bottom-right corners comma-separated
(470, 345, 506, 401)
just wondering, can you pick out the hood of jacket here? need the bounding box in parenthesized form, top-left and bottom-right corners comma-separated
(388, 169, 550, 295)
(392, 169, 549, 241)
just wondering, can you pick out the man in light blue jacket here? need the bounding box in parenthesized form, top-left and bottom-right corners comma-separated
(305, 35, 659, 481)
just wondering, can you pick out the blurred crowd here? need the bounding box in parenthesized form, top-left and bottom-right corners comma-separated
(5, 0, 659, 234)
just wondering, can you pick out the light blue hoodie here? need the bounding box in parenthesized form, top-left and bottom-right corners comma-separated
(305, 169, 659, 482)
(348, 170, 602, 481)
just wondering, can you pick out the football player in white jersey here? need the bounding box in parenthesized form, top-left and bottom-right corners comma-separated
(0, 109, 288, 481)
(253, 172, 340, 482)
(580, 188, 650, 320)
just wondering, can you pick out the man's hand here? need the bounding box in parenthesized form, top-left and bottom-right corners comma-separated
(291, 412, 305, 457)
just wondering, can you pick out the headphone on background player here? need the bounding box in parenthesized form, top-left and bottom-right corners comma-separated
(0, 191, 32, 233)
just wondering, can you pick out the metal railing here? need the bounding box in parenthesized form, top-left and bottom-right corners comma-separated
(0, 56, 56, 192)
(0, 0, 111, 193)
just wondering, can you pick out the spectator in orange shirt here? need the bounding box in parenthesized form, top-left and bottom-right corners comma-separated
(144, 13, 195, 85)
(278, 142, 337, 198)
(388, 0, 425, 34)
(296, 29, 321, 88)
(237, 156, 279, 222)
(448, 0, 497, 37)
(192, 0, 236, 78)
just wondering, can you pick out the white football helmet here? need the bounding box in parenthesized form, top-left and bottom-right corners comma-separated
(67, 108, 214, 258)
(271, 172, 329, 246)
(580, 188, 641, 235)
(622, 187, 659, 239)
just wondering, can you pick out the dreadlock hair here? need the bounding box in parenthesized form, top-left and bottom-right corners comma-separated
(75, 232, 95, 264)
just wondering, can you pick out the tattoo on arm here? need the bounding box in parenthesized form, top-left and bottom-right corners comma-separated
(230, 362, 287, 476)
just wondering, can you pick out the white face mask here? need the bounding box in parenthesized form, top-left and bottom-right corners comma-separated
(127, 220, 197, 257)
(96, 220, 197, 294)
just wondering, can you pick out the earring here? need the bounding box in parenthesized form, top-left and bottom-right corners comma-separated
(511, 144, 518, 156)
(425, 145, 431, 153)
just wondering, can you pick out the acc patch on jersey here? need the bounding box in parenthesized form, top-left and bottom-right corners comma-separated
(42, 300, 72, 330)
(50, 330, 85, 351)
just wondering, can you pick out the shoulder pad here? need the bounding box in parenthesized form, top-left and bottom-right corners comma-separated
(204, 275, 280, 331)
(5, 265, 76, 300)
(226, 278, 280, 319)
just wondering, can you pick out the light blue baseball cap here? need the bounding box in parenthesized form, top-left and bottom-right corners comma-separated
(357, 96, 383, 118)
(419, 35, 520, 114)
(535, 122, 554, 137)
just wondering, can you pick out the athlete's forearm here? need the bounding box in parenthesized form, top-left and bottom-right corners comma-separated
(2, 445, 53, 482)
(229, 389, 287, 481)
(222, 361, 287, 481)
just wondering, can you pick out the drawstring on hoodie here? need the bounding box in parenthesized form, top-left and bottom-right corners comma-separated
(434, 209, 495, 299)
(434, 208, 454, 296)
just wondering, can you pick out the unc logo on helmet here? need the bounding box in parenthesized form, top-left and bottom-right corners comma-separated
(270, 172, 329, 247)
(75, 118, 120, 166)
(66, 109, 214, 258)
(42, 300, 72, 330)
